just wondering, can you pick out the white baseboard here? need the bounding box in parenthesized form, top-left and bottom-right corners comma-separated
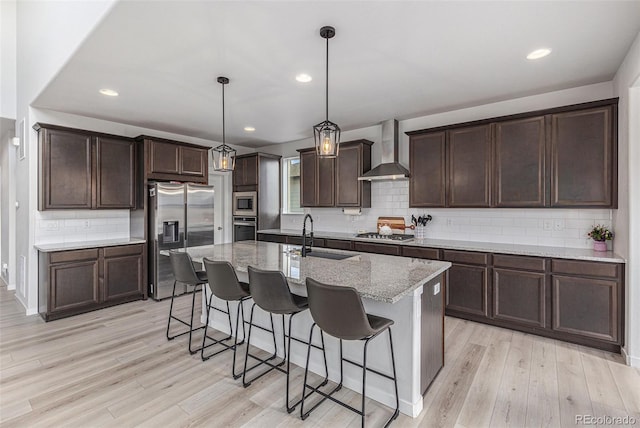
(0, 275, 15, 290)
(622, 346, 640, 367)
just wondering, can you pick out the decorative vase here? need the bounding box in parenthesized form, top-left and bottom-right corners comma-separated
(593, 240, 607, 252)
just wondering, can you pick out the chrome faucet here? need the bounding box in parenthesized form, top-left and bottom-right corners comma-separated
(301, 214, 314, 257)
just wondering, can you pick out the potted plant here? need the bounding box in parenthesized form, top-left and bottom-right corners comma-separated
(587, 224, 613, 251)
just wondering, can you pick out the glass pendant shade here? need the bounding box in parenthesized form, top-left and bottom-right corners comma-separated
(212, 144, 236, 172)
(314, 119, 341, 158)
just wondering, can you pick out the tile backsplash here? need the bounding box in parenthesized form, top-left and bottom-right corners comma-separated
(282, 181, 613, 250)
(35, 210, 130, 244)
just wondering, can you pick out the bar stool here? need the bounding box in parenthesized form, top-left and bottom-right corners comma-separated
(244, 266, 328, 413)
(167, 251, 207, 354)
(201, 258, 251, 379)
(301, 277, 399, 427)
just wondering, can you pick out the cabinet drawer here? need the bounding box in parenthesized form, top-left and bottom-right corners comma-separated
(50, 249, 99, 264)
(442, 250, 488, 266)
(494, 254, 546, 272)
(402, 246, 440, 260)
(258, 233, 287, 244)
(324, 239, 353, 250)
(287, 236, 304, 245)
(104, 244, 144, 258)
(552, 259, 618, 278)
(353, 242, 401, 256)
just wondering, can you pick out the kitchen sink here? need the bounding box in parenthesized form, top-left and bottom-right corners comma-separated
(305, 251, 353, 261)
(286, 248, 354, 260)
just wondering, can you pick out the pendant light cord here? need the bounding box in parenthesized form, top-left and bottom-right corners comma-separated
(221, 82, 226, 146)
(325, 35, 329, 122)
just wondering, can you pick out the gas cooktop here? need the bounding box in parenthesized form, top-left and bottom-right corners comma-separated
(355, 233, 414, 242)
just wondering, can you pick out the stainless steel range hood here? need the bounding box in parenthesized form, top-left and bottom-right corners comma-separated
(358, 119, 410, 181)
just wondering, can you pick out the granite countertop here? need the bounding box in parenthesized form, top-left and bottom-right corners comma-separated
(34, 238, 146, 252)
(258, 228, 625, 263)
(181, 241, 451, 304)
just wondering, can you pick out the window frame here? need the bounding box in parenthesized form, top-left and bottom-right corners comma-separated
(282, 156, 303, 215)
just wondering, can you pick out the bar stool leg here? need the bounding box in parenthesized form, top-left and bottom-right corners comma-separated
(242, 304, 282, 388)
(231, 299, 247, 379)
(187, 284, 202, 354)
(300, 325, 339, 421)
(362, 337, 371, 428)
(166, 280, 178, 340)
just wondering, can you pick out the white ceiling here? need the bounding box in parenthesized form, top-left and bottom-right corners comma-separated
(33, 1, 640, 148)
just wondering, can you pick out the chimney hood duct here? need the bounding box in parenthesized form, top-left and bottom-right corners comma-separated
(358, 119, 410, 181)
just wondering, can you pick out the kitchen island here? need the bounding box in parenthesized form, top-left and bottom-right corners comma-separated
(182, 241, 451, 417)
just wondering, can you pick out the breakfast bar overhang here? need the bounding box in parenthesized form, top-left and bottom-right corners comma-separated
(182, 241, 452, 418)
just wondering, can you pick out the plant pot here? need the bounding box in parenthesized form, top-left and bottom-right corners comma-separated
(593, 240, 607, 252)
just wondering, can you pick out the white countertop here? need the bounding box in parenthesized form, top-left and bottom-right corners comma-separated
(258, 229, 625, 263)
(180, 241, 451, 304)
(34, 238, 146, 252)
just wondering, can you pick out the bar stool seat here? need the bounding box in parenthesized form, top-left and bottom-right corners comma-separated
(200, 259, 252, 379)
(301, 277, 400, 427)
(243, 266, 328, 414)
(167, 251, 208, 355)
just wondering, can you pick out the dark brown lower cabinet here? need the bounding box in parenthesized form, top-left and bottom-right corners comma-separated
(493, 268, 546, 328)
(552, 275, 618, 342)
(39, 244, 146, 321)
(48, 249, 100, 314)
(445, 263, 489, 317)
(103, 245, 145, 302)
(443, 250, 489, 317)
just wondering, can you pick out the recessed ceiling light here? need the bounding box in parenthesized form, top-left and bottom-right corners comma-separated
(527, 48, 552, 60)
(244, 126, 256, 132)
(295, 73, 312, 83)
(99, 88, 119, 96)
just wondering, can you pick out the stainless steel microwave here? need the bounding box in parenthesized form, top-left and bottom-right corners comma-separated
(233, 191, 257, 217)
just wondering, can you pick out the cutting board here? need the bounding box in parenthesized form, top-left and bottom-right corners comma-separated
(377, 216, 409, 234)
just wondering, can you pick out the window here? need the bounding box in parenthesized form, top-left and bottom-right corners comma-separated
(282, 157, 303, 214)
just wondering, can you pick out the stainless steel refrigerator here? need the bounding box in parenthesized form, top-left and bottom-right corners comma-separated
(148, 182, 214, 300)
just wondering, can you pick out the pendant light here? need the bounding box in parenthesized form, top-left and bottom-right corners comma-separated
(313, 26, 341, 158)
(212, 76, 236, 172)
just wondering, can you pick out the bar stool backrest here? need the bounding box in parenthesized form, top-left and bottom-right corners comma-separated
(305, 277, 374, 340)
(203, 258, 247, 301)
(247, 266, 301, 314)
(169, 251, 201, 285)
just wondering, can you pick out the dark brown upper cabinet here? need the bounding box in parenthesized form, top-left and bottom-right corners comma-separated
(141, 136, 209, 184)
(494, 116, 547, 207)
(551, 105, 616, 207)
(409, 132, 446, 207)
(335, 140, 372, 207)
(298, 140, 372, 208)
(233, 154, 259, 190)
(407, 98, 617, 209)
(448, 125, 492, 207)
(36, 124, 136, 210)
(96, 137, 135, 209)
(298, 148, 335, 207)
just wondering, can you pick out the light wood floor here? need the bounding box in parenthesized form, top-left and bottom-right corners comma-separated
(1, 284, 638, 428)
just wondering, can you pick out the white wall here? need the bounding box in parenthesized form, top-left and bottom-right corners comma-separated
(0, 0, 17, 120)
(0, 118, 16, 289)
(263, 82, 616, 250)
(13, 0, 117, 313)
(613, 31, 640, 367)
